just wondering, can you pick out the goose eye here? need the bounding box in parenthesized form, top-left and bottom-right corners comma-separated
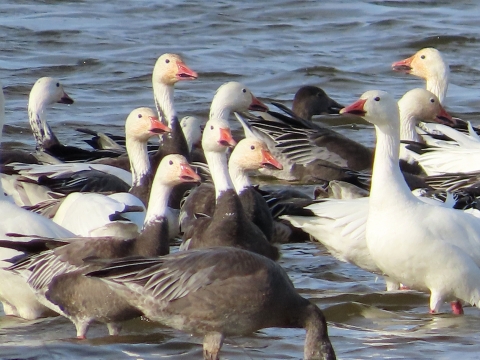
(169, 160, 173, 165)
(374, 97, 380, 102)
(242, 89, 246, 93)
(210, 125, 214, 130)
(138, 114, 142, 118)
(421, 55, 425, 59)
(430, 98, 435, 103)
(165, 59, 170, 64)
(250, 145, 255, 150)
(56, 83, 60, 87)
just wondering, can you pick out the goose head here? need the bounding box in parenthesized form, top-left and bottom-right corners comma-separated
(152, 53, 198, 86)
(28, 77, 74, 109)
(292, 86, 344, 118)
(210, 82, 268, 119)
(398, 88, 454, 126)
(340, 90, 399, 129)
(125, 107, 171, 142)
(230, 138, 283, 171)
(202, 117, 236, 154)
(392, 48, 448, 80)
(157, 154, 201, 186)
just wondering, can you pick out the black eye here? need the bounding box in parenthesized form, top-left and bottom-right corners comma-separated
(250, 145, 256, 150)
(430, 98, 435, 103)
(421, 55, 425, 59)
(165, 59, 170, 64)
(169, 160, 173, 165)
(56, 83, 60, 87)
(138, 114, 142, 118)
(374, 97, 380, 102)
(210, 125, 214, 130)
(242, 89, 246, 93)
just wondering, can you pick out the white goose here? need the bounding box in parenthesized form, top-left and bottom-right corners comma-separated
(51, 107, 171, 238)
(343, 90, 480, 314)
(280, 89, 459, 292)
(0, 82, 75, 320)
(392, 47, 449, 104)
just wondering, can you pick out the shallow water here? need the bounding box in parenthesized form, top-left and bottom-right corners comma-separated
(2, 0, 480, 359)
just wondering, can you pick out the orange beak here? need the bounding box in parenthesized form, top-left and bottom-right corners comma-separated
(218, 127, 237, 148)
(340, 98, 367, 117)
(248, 95, 269, 112)
(176, 61, 198, 80)
(435, 105, 456, 126)
(149, 116, 171, 134)
(261, 148, 283, 170)
(179, 162, 201, 183)
(392, 55, 414, 73)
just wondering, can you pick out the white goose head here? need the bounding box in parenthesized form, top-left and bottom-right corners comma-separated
(156, 154, 201, 187)
(229, 138, 283, 172)
(398, 88, 453, 127)
(28, 77, 73, 109)
(209, 82, 268, 119)
(125, 107, 171, 143)
(201, 117, 236, 154)
(152, 53, 198, 87)
(392, 48, 449, 103)
(340, 90, 399, 130)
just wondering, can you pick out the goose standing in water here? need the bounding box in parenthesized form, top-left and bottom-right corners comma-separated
(86, 247, 336, 360)
(340, 90, 480, 314)
(7, 154, 200, 338)
(281, 88, 455, 291)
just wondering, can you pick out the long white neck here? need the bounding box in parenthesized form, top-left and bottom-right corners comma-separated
(229, 163, 250, 194)
(126, 137, 151, 186)
(152, 82, 176, 126)
(205, 149, 234, 199)
(369, 120, 415, 209)
(143, 182, 172, 226)
(399, 112, 422, 143)
(426, 74, 448, 105)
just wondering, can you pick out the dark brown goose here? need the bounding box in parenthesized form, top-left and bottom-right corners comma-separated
(87, 247, 337, 360)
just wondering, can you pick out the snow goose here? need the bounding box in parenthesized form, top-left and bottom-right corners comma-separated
(392, 47, 449, 104)
(280, 89, 458, 292)
(7, 154, 200, 338)
(1, 77, 74, 165)
(86, 247, 336, 360)
(180, 136, 283, 242)
(52, 107, 171, 238)
(0, 82, 75, 320)
(180, 117, 279, 261)
(341, 90, 480, 314)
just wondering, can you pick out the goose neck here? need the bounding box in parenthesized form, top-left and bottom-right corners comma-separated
(143, 182, 171, 226)
(399, 112, 422, 143)
(229, 163, 251, 194)
(369, 121, 414, 206)
(426, 75, 448, 105)
(205, 150, 234, 199)
(28, 102, 59, 150)
(127, 138, 151, 187)
(153, 82, 176, 126)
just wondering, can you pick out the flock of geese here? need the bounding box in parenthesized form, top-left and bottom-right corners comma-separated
(1, 47, 480, 359)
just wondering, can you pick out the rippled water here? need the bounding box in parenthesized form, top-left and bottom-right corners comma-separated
(2, 0, 480, 359)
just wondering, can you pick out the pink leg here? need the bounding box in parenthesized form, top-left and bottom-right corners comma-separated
(450, 301, 464, 315)
(399, 284, 410, 290)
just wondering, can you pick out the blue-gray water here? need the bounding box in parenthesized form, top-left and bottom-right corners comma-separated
(2, 0, 480, 359)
